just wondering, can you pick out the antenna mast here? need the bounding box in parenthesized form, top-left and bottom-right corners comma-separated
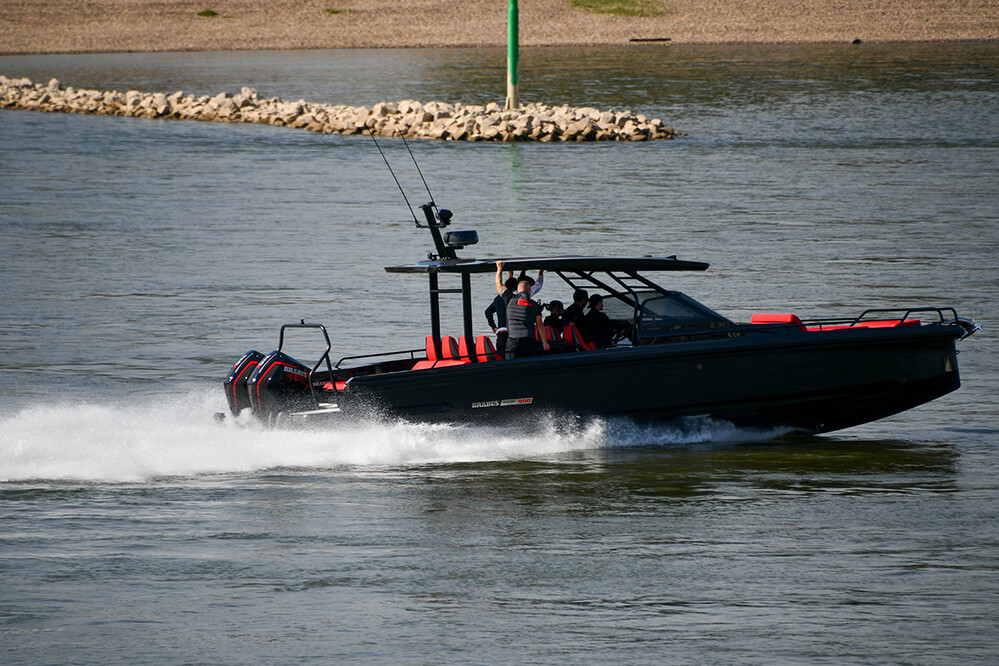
(367, 128, 419, 227)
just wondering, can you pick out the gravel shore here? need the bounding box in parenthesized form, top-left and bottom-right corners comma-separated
(1, 75, 678, 141)
(1, 0, 996, 54)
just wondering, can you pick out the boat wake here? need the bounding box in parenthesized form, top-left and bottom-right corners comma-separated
(0, 388, 790, 483)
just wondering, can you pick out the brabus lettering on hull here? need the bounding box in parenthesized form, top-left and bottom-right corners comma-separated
(472, 398, 534, 409)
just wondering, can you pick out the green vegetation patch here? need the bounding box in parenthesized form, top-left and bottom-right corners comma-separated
(570, 0, 669, 17)
(196, 9, 218, 17)
(324, 7, 341, 14)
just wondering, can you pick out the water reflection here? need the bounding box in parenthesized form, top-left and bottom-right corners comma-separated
(402, 439, 959, 517)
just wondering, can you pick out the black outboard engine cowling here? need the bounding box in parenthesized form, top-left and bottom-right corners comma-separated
(246, 350, 315, 419)
(223, 350, 263, 415)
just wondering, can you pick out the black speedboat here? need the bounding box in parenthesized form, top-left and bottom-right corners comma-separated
(223, 202, 979, 434)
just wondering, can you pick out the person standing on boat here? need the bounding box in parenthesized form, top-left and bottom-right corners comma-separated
(486, 275, 518, 354)
(493, 265, 544, 300)
(492, 263, 544, 354)
(517, 269, 544, 297)
(497, 261, 550, 359)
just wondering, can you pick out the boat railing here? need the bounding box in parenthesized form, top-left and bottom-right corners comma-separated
(636, 326, 746, 345)
(803, 307, 960, 331)
(279, 321, 335, 407)
(851, 307, 958, 326)
(335, 347, 424, 369)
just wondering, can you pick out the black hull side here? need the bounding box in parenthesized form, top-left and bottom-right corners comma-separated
(322, 325, 964, 434)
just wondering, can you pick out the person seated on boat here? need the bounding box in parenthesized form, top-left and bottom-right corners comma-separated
(581, 294, 617, 349)
(503, 270, 550, 359)
(562, 289, 588, 329)
(486, 275, 519, 354)
(543, 300, 565, 337)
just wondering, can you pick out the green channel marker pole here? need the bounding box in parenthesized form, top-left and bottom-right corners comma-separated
(505, 0, 519, 109)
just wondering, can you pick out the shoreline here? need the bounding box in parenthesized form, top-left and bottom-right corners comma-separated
(0, 75, 676, 142)
(4, 37, 997, 58)
(1, 1, 996, 56)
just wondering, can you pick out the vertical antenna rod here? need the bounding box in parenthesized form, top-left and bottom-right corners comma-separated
(401, 134, 436, 211)
(367, 128, 419, 226)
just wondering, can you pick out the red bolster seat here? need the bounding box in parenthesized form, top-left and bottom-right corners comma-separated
(322, 380, 348, 391)
(564, 323, 596, 351)
(862, 319, 921, 328)
(534, 325, 559, 343)
(751, 313, 807, 331)
(475, 335, 503, 362)
(458, 335, 473, 362)
(807, 318, 922, 332)
(439, 335, 470, 366)
(413, 335, 470, 370)
(411, 335, 440, 370)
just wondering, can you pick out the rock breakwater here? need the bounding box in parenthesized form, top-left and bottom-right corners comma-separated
(0, 75, 675, 142)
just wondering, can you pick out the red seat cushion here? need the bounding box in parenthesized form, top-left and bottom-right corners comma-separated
(458, 335, 473, 361)
(751, 313, 807, 331)
(412, 335, 470, 369)
(862, 319, 921, 328)
(564, 323, 595, 351)
(475, 335, 503, 361)
(440, 335, 457, 359)
(535, 325, 559, 343)
(807, 318, 921, 332)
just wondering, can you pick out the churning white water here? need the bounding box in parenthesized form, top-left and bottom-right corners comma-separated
(0, 388, 791, 483)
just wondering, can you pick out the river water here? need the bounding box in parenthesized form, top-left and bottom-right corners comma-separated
(1, 44, 997, 663)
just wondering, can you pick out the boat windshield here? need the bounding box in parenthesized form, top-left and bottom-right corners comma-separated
(602, 290, 732, 338)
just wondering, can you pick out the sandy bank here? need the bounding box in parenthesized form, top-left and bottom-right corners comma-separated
(1, 0, 996, 55)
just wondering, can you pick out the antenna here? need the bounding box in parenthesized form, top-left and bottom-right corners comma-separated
(366, 128, 420, 227)
(366, 129, 474, 262)
(401, 134, 436, 212)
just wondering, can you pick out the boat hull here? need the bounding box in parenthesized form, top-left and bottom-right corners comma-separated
(327, 325, 963, 434)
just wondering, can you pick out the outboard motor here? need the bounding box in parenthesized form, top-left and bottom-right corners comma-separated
(223, 350, 263, 415)
(246, 350, 315, 419)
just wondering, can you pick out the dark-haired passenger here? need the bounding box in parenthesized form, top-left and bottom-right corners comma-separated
(543, 300, 565, 338)
(562, 289, 588, 329)
(581, 294, 615, 349)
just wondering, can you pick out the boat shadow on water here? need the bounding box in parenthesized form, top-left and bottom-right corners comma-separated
(396, 437, 962, 513)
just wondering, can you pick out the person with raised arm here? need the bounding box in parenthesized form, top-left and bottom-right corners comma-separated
(497, 261, 549, 359)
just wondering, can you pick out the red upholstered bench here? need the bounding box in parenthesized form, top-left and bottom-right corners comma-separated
(563, 323, 596, 351)
(805, 318, 921, 332)
(474, 335, 503, 362)
(750, 313, 807, 331)
(412, 335, 471, 370)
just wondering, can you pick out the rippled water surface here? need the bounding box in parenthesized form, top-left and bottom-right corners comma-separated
(1, 44, 998, 663)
